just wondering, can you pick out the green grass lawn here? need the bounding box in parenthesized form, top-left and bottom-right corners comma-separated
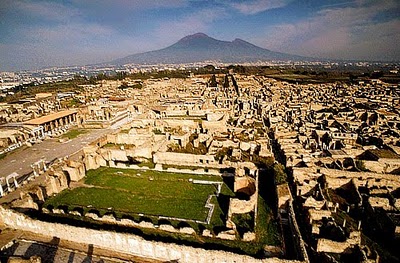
(61, 129, 88, 139)
(45, 167, 228, 222)
(42, 167, 282, 257)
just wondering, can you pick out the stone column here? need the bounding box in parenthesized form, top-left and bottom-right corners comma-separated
(6, 178, 10, 192)
(31, 164, 38, 176)
(42, 159, 47, 171)
(13, 176, 19, 188)
(0, 184, 3, 197)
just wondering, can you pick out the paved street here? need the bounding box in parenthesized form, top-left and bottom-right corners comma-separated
(0, 128, 111, 178)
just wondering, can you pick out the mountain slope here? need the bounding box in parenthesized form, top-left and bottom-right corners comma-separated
(112, 33, 309, 65)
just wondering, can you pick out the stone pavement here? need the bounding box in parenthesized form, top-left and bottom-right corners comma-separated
(0, 129, 110, 179)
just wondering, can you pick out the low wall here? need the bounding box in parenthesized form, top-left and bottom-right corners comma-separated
(363, 160, 400, 174)
(153, 152, 218, 167)
(0, 206, 298, 263)
(287, 201, 309, 262)
(316, 233, 361, 254)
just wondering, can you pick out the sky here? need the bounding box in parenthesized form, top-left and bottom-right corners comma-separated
(0, 0, 399, 71)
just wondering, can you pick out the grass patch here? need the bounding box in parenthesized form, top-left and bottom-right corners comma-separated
(46, 167, 225, 222)
(232, 212, 254, 237)
(62, 129, 87, 139)
(256, 195, 281, 246)
(102, 143, 134, 149)
(0, 152, 7, 160)
(43, 167, 280, 258)
(136, 160, 155, 169)
(46, 187, 211, 220)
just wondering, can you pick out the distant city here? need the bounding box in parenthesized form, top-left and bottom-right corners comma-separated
(1, 60, 399, 98)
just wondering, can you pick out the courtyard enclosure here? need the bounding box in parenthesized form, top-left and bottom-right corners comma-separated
(45, 167, 231, 223)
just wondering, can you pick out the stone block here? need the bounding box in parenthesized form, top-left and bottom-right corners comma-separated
(179, 227, 195, 235)
(243, 232, 255, 241)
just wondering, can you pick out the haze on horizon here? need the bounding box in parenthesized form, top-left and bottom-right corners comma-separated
(0, 0, 399, 71)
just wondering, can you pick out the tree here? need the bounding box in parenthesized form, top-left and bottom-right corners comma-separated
(273, 163, 287, 185)
(209, 74, 218, 87)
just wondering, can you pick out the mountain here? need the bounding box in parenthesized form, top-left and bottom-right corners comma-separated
(111, 33, 310, 65)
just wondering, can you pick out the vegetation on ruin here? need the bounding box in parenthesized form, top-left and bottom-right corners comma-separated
(256, 195, 281, 246)
(232, 212, 254, 237)
(118, 83, 142, 90)
(60, 98, 83, 108)
(214, 147, 232, 163)
(61, 129, 88, 140)
(355, 160, 368, 171)
(0, 76, 89, 103)
(0, 152, 7, 160)
(167, 134, 208, 155)
(135, 159, 156, 169)
(273, 163, 288, 185)
(45, 167, 227, 222)
(41, 166, 281, 257)
(152, 128, 164, 135)
(102, 143, 134, 150)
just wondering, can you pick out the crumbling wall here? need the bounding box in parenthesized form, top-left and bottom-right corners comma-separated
(153, 152, 217, 167)
(234, 176, 256, 195)
(10, 193, 38, 210)
(107, 149, 129, 162)
(287, 201, 309, 262)
(277, 184, 291, 210)
(43, 171, 68, 196)
(363, 161, 386, 173)
(203, 120, 228, 133)
(62, 160, 85, 182)
(126, 148, 153, 159)
(363, 160, 400, 174)
(0, 206, 301, 263)
(110, 133, 153, 146)
(316, 231, 361, 254)
(228, 193, 257, 216)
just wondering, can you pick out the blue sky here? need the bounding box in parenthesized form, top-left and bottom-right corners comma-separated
(0, 0, 399, 71)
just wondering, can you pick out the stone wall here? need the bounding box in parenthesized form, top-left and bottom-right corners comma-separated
(203, 120, 228, 133)
(228, 192, 258, 220)
(108, 133, 154, 146)
(287, 201, 309, 262)
(0, 206, 301, 263)
(153, 152, 218, 167)
(62, 160, 85, 182)
(316, 231, 361, 254)
(363, 160, 400, 174)
(155, 119, 197, 130)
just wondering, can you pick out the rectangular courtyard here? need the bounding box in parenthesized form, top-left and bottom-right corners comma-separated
(45, 167, 232, 223)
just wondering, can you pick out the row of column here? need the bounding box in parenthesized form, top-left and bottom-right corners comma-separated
(0, 172, 19, 197)
(0, 159, 47, 197)
(31, 159, 47, 176)
(43, 113, 77, 133)
(31, 126, 45, 140)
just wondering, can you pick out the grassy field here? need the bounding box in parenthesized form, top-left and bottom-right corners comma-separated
(45, 167, 231, 222)
(42, 167, 282, 257)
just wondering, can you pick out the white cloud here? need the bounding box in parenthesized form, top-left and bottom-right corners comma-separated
(255, 0, 400, 60)
(231, 0, 290, 15)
